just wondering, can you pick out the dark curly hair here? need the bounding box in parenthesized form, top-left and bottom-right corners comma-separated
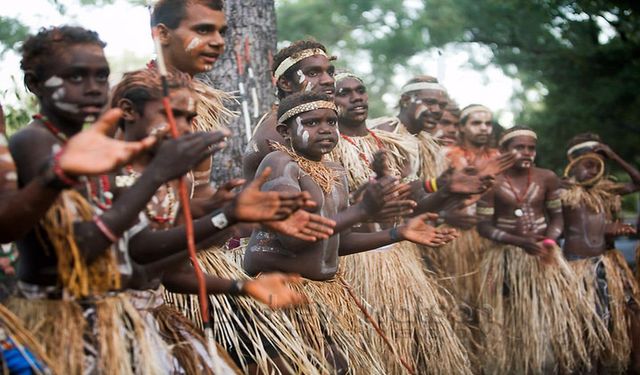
(277, 91, 333, 126)
(151, 0, 224, 29)
(21, 26, 106, 83)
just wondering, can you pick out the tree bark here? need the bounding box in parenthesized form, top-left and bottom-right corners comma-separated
(200, 0, 277, 185)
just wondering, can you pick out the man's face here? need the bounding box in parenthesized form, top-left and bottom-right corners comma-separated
(400, 89, 447, 134)
(38, 43, 110, 126)
(461, 110, 492, 147)
(286, 108, 339, 161)
(126, 87, 197, 143)
(285, 55, 335, 99)
(570, 155, 603, 183)
(435, 110, 459, 146)
(504, 136, 537, 169)
(335, 77, 368, 125)
(163, 4, 227, 75)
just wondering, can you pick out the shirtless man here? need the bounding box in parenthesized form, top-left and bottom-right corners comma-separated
(561, 133, 640, 373)
(244, 91, 453, 373)
(476, 126, 603, 374)
(243, 40, 335, 181)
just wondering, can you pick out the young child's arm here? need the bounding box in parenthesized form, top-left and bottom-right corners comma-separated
(595, 143, 640, 194)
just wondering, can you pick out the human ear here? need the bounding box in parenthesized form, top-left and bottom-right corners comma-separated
(277, 76, 295, 95)
(154, 24, 171, 46)
(24, 72, 43, 97)
(117, 99, 137, 122)
(276, 123, 291, 140)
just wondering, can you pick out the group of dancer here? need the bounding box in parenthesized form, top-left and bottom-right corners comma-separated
(0, 0, 639, 374)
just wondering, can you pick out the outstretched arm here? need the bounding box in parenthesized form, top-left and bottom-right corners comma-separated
(594, 143, 640, 194)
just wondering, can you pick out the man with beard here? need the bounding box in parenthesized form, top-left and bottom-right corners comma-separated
(329, 71, 472, 374)
(243, 40, 336, 182)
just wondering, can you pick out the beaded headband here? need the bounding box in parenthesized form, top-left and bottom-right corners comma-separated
(278, 100, 337, 124)
(401, 82, 446, 95)
(566, 141, 600, 159)
(273, 48, 328, 80)
(460, 105, 492, 120)
(499, 129, 537, 146)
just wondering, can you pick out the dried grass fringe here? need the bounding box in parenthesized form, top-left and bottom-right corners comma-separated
(341, 241, 472, 375)
(570, 250, 639, 373)
(6, 294, 169, 374)
(561, 179, 622, 218)
(39, 190, 120, 298)
(477, 244, 608, 374)
(192, 79, 237, 132)
(285, 276, 387, 374)
(0, 304, 53, 373)
(163, 247, 328, 374)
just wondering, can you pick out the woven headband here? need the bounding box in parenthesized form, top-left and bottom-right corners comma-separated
(273, 48, 328, 80)
(566, 141, 600, 159)
(460, 105, 492, 120)
(278, 100, 337, 124)
(499, 129, 537, 146)
(401, 82, 446, 95)
(334, 72, 363, 84)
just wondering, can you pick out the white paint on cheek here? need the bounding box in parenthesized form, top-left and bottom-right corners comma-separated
(297, 70, 306, 84)
(295, 116, 304, 136)
(302, 130, 309, 147)
(51, 87, 65, 101)
(54, 101, 80, 114)
(304, 81, 314, 92)
(85, 115, 96, 123)
(434, 129, 444, 138)
(185, 37, 202, 52)
(44, 76, 63, 87)
(187, 97, 195, 112)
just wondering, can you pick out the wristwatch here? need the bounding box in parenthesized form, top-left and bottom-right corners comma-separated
(211, 211, 229, 229)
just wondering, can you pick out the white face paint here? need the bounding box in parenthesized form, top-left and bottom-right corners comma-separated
(304, 81, 314, 92)
(84, 115, 96, 123)
(54, 101, 80, 114)
(296, 69, 306, 84)
(44, 76, 63, 87)
(295, 116, 304, 136)
(302, 130, 310, 147)
(51, 87, 65, 101)
(187, 97, 195, 112)
(185, 37, 202, 53)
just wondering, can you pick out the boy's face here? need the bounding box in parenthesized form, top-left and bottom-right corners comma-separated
(504, 136, 537, 169)
(37, 43, 110, 126)
(281, 55, 336, 99)
(400, 89, 448, 134)
(570, 155, 603, 183)
(281, 108, 339, 161)
(163, 3, 227, 75)
(125, 87, 197, 143)
(335, 77, 368, 124)
(435, 110, 459, 145)
(461, 111, 492, 146)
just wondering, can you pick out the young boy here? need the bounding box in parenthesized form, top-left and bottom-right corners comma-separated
(244, 91, 456, 373)
(561, 133, 640, 373)
(7, 25, 228, 374)
(476, 126, 606, 374)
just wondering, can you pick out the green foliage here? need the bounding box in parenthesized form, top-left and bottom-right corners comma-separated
(0, 17, 29, 56)
(276, 0, 640, 173)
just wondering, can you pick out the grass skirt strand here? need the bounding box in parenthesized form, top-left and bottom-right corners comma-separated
(163, 247, 328, 374)
(6, 294, 171, 374)
(285, 277, 387, 374)
(570, 250, 639, 372)
(477, 243, 608, 374)
(341, 241, 472, 374)
(0, 304, 53, 373)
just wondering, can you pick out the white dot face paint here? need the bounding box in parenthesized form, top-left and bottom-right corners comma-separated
(185, 37, 202, 53)
(54, 101, 80, 114)
(51, 87, 65, 101)
(296, 70, 306, 84)
(44, 76, 63, 87)
(302, 130, 310, 147)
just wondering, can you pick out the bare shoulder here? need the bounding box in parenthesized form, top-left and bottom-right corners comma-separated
(533, 167, 558, 181)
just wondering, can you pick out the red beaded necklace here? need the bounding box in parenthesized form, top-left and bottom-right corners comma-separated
(32, 114, 69, 143)
(340, 130, 385, 164)
(504, 168, 532, 216)
(86, 175, 113, 210)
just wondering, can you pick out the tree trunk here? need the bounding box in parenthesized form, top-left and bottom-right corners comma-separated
(200, 0, 277, 185)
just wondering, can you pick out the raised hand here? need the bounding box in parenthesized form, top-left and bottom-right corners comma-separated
(59, 109, 158, 176)
(398, 212, 459, 247)
(229, 167, 308, 222)
(150, 129, 230, 182)
(370, 150, 389, 178)
(263, 209, 336, 241)
(592, 143, 615, 159)
(244, 273, 308, 308)
(443, 167, 486, 195)
(476, 152, 516, 178)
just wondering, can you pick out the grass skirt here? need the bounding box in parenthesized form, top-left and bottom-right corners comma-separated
(570, 250, 639, 373)
(341, 241, 472, 374)
(0, 304, 53, 374)
(6, 293, 172, 374)
(285, 276, 387, 374)
(477, 243, 607, 374)
(163, 247, 327, 374)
